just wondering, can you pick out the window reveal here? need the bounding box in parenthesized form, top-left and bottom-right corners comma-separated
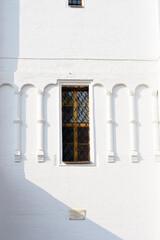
(62, 87, 90, 162)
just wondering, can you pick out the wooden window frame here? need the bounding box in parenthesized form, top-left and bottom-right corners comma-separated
(58, 80, 95, 166)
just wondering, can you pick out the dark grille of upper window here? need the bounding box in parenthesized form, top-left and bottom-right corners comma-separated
(68, 0, 82, 6)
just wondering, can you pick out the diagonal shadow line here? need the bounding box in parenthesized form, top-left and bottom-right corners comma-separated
(0, 164, 123, 240)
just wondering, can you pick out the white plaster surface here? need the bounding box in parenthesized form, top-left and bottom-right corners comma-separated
(0, 1, 160, 240)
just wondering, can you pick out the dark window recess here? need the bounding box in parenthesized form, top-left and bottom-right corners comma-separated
(68, 0, 82, 6)
(62, 86, 90, 162)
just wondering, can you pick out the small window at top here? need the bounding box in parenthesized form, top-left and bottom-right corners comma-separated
(68, 0, 82, 6)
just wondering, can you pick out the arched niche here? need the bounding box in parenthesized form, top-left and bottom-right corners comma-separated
(135, 85, 154, 160)
(44, 84, 58, 161)
(112, 84, 130, 160)
(94, 84, 107, 159)
(21, 85, 37, 160)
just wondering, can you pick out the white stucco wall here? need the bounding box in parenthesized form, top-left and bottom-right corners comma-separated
(0, 0, 159, 59)
(0, 1, 160, 240)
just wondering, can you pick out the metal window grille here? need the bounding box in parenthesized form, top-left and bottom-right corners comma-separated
(62, 86, 90, 162)
(68, 0, 82, 6)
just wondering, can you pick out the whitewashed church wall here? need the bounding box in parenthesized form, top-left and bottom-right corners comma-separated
(0, 0, 160, 239)
(0, 65, 159, 239)
(1, 0, 159, 59)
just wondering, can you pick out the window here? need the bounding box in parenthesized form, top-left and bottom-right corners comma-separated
(62, 86, 90, 163)
(68, 0, 82, 6)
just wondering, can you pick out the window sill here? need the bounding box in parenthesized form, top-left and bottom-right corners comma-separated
(68, 5, 84, 8)
(59, 162, 96, 167)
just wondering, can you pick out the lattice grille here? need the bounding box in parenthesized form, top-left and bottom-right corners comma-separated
(62, 87, 90, 162)
(68, 0, 82, 6)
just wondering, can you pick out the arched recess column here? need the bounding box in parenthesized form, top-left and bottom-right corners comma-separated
(37, 89, 45, 162)
(152, 91, 160, 161)
(106, 90, 115, 163)
(14, 89, 21, 162)
(129, 91, 138, 162)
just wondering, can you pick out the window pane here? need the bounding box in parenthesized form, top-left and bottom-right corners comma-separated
(78, 145, 89, 161)
(78, 127, 89, 143)
(77, 90, 88, 106)
(77, 107, 88, 123)
(69, 0, 81, 5)
(63, 127, 74, 144)
(62, 90, 73, 106)
(63, 107, 74, 123)
(63, 145, 74, 162)
(62, 86, 90, 163)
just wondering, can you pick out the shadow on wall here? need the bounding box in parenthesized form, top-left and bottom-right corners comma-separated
(0, 0, 19, 162)
(0, 84, 122, 240)
(0, 166, 123, 240)
(0, 2, 122, 237)
(0, 0, 19, 82)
